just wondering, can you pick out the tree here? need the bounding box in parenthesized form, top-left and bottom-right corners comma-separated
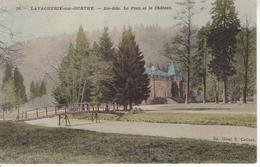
(94, 27, 116, 104)
(39, 81, 47, 96)
(54, 25, 91, 104)
(192, 24, 210, 104)
(208, 76, 221, 103)
(35, 82, 40, 97)
(98, 27, 115, 61)
(52, 83, 70, 105)
(229, 74, 241, 102)
(228, 25, 256, 103)
(207, 0, 240, 103)
(113, 28, 150, 110)
(30, 81, 36, 99)
(1, 64, 26, 108)
(54, 45, 75, 104)
(171, 82, 179, 97)
(237, 19, 255, 103)
(76, 26, 89, 50)
(2, 63, 12, 89)
(56, 44, 75, 103)
(13, 67, 27, 104)
(73, 25, 90, 103)
(1, 79, 18, 110)
(30, 81, 41, 98)
(92, 41, 99, 57)
(89, 56, 112, 107)
(0, 9, 25, 70)
(0, 10, 15, 64)
(164, 0, 204, 104)
(54, 27, 116, 106)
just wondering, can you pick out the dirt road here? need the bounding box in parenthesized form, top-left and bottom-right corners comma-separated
(27, 117, 256, 145)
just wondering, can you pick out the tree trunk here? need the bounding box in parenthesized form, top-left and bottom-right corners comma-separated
(223, 77, 228, 103)
(215, 94, 219, 104)
(80, 79, 87, 104)
(215, 81, 219, 104)
(186, 10, 191, 105)
(129, 101, 133, 111)
(2, 110, 5, 121)
(185, 68, 190, 104)
(203, 39, 207, 104)
(243, 71, 248, 103)
(153, 76, 156, 98)
(17, 108, 20, 121)
(203, 76, 207, 104)
(123, 105, 127, 111)
(112, 103, 115, 111)
(243, 22, 250, 104)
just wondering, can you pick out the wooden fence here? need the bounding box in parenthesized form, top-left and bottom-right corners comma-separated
(3, 103, 126, 121)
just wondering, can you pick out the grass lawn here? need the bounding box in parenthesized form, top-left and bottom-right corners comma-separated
(0, 121, 256, 163)
(72, 112, 256, 128)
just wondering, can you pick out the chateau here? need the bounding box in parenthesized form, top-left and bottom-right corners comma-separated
(145, 63, 186, 100)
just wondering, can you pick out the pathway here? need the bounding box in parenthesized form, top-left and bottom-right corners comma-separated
(26, 117, 256, 145)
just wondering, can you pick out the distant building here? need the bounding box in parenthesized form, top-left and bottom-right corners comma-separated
(145, 63, 186, 100)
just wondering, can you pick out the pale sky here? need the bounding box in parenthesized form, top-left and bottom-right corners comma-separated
(0, 0, 257, 43)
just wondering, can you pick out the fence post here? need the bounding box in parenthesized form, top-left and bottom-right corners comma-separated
(95, 111, 98, 123)
(58, 115, 61, 126)
(2, 110, 5, 121)
(17, 108, 20, 121)
(46, 107, 48, 116)
(55, 106, 57, 115)
(91, 111, 94, 122)
(64, 107, 67, 125)
(82, 104, 85, 112)
(36, 108, 38, 118)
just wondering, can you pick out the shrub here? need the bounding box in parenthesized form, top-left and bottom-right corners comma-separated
(128, 107, 144, 114)
(150, 97, 167, 104)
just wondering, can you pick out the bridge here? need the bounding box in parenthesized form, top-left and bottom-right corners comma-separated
(6, 103, 127, 125)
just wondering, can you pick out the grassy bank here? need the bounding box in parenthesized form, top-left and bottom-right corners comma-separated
(72, 112, 256, 128)
(0, 121, 256, 163)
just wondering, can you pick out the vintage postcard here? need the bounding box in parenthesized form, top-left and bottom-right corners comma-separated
(0, 0, 257, 165)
